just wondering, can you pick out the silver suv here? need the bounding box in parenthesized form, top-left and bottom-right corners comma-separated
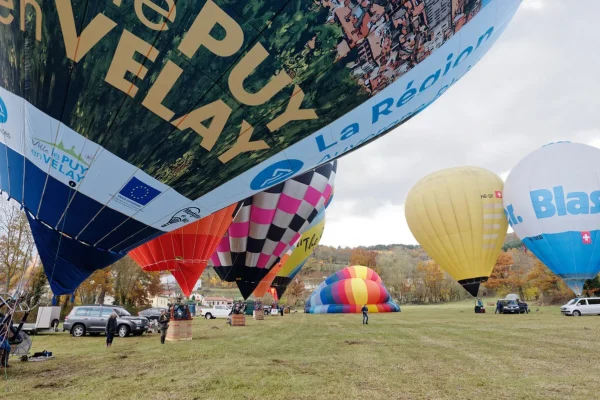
(63, 305, 149, 338)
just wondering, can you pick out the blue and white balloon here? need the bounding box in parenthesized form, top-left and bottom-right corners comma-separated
(503, 142, 600, 295)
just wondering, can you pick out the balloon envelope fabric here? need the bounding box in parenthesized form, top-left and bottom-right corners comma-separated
(503, 142, 600, 296)
(0, 1, 520, 293)
(271, 208, 326, 299)
(305, 266, 400, 314)
(129, 204, 239, 297)
(252, 248, 292, 299)
(405, 166, 508, 297)
(211, 162, 336, 299)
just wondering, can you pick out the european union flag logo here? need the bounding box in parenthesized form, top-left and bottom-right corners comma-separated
(119, 177, 161, 206)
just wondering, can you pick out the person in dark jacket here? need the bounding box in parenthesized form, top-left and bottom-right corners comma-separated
(159, 309, 169, 344)
(0, 312, 11, 368)
(362, 305, 369, 324)
(105, 312, 118, 348)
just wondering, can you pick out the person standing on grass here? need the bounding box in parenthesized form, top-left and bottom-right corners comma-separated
(495, 300, 503, 314)
(0, 312, 11, 368)
(362, 305, 369, 324)
(105, 312, 118, 348)
(159, 309, 169, 344)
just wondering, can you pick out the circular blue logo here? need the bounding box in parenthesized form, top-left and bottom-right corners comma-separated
(0, 97, 7, 124)
(250, 159, 304, 191)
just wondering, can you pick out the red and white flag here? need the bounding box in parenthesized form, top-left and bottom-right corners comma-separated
(495, 191, 502, 199)
(581, 231, 592, 244)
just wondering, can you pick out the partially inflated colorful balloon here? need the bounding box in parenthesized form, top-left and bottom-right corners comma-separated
(305, 266, 400, 314)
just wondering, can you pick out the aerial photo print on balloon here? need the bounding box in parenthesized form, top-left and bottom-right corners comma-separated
(0, 0, 520, 293)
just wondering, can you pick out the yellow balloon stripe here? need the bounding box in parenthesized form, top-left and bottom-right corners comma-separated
(350, 279, 368, 305)
(278, 216, 325, 277)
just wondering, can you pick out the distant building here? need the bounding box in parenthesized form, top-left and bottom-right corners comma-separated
(151, 292, 176, 308)
(202, 296, 233, 306)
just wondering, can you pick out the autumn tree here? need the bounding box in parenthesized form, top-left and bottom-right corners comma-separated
(416, 261, 444, 303)
(112, 257, 161, 307)
(526, 259, 572, 304)
(24, 264, 48, 307)
(350, 248, 379, 273)
(583, 276, 600, 297)
(0, 197, 36, 292)
(77, 269, 114, 305)
(280, 277, 306, 306)
(483, 251, 515, 296)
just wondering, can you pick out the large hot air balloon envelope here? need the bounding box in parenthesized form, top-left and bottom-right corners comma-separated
(0, 0, 520, 293)
(305, 266, 400, 314)
(211, 162, 336, 298)
(503, 142, 600, 296)
(405, 167, 508, 296)
(129, 204, 239, 297)
(271, 208, 326, 299)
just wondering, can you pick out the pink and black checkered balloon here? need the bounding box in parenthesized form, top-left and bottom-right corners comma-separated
(211, 161, 337, 298)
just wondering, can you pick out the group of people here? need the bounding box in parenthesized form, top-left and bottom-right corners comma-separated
(104, 309, 170, 347)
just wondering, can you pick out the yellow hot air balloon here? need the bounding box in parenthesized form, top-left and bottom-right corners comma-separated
(405, 167, 508, 296)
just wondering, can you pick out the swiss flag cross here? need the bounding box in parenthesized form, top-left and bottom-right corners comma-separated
(495, 191, 503, 199)
(582, 232, 592, 244)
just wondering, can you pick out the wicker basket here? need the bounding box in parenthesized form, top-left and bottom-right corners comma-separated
(165, 319, 193, 341)
(231, 314, 246, 326)
(253, 309, 264, 320)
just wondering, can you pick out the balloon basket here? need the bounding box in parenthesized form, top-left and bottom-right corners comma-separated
(166, 319, 193, 341)
(231, 314, 246, 326)
(253, 310, 264, 320)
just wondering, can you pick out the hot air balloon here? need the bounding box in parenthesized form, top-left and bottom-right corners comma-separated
(254, 187, 332, 299)
(305, 266, 400, 314)
(405, 167, 508, 296)
(0, 0, 520, 294)
(271, 207, 327, 299)
(251, 248, 293, 299)
(211, 162, 336, 299)
(128, 204, 239, 297)
(503, 142, 600, 296)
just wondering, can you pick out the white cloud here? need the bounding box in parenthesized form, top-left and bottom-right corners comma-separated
(320, 1, 600, 247)
(321, 202, 417, 247)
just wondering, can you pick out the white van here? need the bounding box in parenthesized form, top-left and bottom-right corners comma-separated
(561, 298, 600, 316)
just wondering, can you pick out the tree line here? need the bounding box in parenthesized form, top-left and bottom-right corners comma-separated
(0, 194, 591, 313)
(296, 244, 586, 305)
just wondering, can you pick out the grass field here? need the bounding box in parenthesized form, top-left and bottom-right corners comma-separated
(2, 300, 599, 400)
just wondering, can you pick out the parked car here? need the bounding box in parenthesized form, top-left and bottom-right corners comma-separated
(561, 297, 600, 316)
(63, 305, 149, 337)
(501, 300, 520, 314)
(199, 305, 231, 319)
(138, 307, 167, 321)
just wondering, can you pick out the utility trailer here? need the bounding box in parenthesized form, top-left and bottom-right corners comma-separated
(15, 306, 61, 334)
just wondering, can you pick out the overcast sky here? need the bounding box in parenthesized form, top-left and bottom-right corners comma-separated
(320, 0, 600, 248)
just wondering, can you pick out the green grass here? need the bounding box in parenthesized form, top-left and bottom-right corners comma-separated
(3, 299, 599, 400)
